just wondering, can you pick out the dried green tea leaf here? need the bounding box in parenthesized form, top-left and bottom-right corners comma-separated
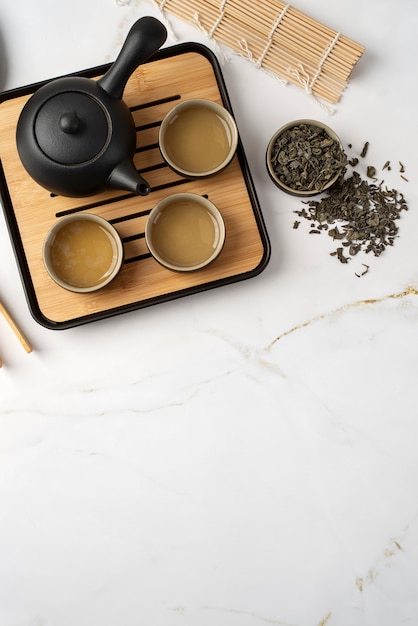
(295, 169, 409, 263)
(355, 264, 369, 277)
(360, 141, 369, 158)
(269, 123, 347, 192)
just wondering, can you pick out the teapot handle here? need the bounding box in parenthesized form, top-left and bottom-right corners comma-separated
(98, 16, 167, 100)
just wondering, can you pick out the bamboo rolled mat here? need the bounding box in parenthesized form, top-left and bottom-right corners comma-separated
(150, 0, 365, 104)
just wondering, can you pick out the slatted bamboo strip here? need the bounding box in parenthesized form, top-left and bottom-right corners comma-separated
(264, 49, 344, 94)
(271, 30, 349, 78)
(150, 0, 364, 103)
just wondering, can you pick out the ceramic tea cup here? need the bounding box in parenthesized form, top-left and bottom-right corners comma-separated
(43, 213, 123, 293)
(145, 192, 225, 272)
(266, 119, 346, 197)
(158, 98, 238, 178)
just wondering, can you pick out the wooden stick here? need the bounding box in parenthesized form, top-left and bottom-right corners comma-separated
(0, 301, 33, 363)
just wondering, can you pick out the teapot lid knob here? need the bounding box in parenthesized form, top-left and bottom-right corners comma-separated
(59, 111, 80, 134)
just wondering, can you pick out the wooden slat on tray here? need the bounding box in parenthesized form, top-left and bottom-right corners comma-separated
(0, 50, 268, 327)
(152, 0, 365, 103)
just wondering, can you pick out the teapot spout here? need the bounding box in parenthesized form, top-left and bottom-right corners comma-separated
(107, 159, 151, 196)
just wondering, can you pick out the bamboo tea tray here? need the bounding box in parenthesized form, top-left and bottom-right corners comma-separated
(0, 43, 270, 329)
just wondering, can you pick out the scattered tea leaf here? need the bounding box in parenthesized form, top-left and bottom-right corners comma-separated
(292, 140, 410, 270)
(328, 226, 345, 240)
(336, 247, 349, 263)
(355, 264, 370, 277)
(295, 169, 409, 264)
(360, 141, 369, 158)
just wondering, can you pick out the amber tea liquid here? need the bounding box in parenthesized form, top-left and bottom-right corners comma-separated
(150, 199, 221, 267)
(164, 104, 232, 173)
(49, 219, 117, 288)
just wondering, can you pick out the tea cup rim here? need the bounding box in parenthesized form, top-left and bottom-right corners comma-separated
(158, 98, 238, 178)
(145, 192, 225, 272)
(43, 213, 124, 293)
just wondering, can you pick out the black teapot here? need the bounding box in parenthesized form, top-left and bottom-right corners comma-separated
(16, 16, 167, 198)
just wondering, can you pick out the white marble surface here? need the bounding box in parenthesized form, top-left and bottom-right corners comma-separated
(1, 1, 418, 624)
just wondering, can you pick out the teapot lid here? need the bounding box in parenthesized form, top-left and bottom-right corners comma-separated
(34, 92, 110, 165)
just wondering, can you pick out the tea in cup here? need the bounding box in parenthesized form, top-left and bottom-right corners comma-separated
(43, 213, 123, 292)
(145, 193, 225, 271)
(159, 98, 238, 178)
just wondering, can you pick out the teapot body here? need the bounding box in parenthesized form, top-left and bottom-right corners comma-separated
(15, 17, 167, 198)
(17, 77, 137, 197)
